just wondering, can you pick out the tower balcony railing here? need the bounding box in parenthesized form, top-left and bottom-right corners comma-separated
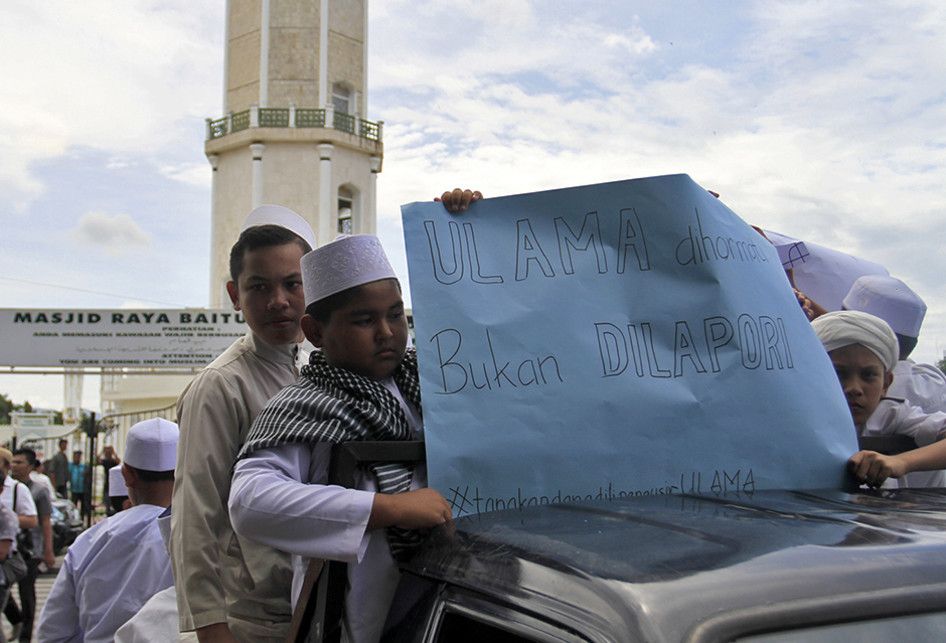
(206, 105, 382, 143)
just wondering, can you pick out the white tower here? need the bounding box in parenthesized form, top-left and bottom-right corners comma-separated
(205, 0, 383, 306)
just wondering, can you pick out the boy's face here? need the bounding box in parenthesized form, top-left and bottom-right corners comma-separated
(11, 455, 31, 481)
(829, 344, 894, 426)
(227, 242, 307, 346)
(302, 279, 408, 380)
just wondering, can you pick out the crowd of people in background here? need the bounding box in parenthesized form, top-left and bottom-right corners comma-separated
(0, 438, 125, 641)
(2, 191, 944, 642)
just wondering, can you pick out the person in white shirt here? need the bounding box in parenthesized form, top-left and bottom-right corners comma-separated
(842, 274, 946, 414)
(0, 448, 38, 531)
(811, 311, 946, 488)
(0, 502, 19, 638)
(114, 508, 199, 643)
(29, 460, 57, 501)
(230, 235, 452, 643)
(37, 418, 178, 643)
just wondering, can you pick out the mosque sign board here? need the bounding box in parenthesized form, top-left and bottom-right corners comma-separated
(402, 174, 858, 518)
(0, 308, 246, 368)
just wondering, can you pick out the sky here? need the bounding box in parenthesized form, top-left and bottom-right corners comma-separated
(1, 0, 944, 411)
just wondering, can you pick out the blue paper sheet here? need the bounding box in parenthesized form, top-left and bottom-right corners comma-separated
(401, 175, 857, 517)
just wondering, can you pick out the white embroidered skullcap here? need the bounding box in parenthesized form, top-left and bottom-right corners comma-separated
(241, 204, 316, 249)
(108, 464, 128, 498)
(842, 275, 926, 338)
(811, 310, 898, 372)
(124, 418, 179, 472)
(302, 234, 396, 306)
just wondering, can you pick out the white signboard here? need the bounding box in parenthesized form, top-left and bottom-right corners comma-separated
(10, 412, 56, 428)
(0, 308, 246, 368)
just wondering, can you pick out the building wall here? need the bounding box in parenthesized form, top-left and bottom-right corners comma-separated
(227, 1, 263, 112)
(207, 133, 379, 305)
(268, 0, 320, 107)
(207, 0, 379, 307)
(225, 0, 366, 113)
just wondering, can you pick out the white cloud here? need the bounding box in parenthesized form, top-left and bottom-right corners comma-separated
(71, 212, 151, 254)
(159, 162, 212, 188)
(367, 0, 946, 363)
(0, 0, 222, 207)
(3, 0, 946, 400)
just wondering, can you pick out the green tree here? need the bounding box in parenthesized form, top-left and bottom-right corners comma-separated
(0, 393, 12, 424)
(938, 357, 946, 376)
(0, 394, 40, 423)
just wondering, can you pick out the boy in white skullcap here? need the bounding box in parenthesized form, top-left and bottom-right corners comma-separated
(229, 234, 451, 643)
(172, 204, 314, 641)
(176, 194, 480, 641)
(811, 311, 946, 488)
(843, 275, 946, 414)
(38, 418, 178, 643)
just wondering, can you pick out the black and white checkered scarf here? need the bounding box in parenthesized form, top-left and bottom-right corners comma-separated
(240, 348, 424, 561)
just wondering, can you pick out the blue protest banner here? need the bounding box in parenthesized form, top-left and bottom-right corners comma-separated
(401, 174, 857, 517)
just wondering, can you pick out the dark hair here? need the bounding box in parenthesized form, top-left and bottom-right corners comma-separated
(229, 225, 312, 282)
(126, 464, 175, 482)
(305, 278, 401, 322)
(896, 333, 918, 360)
(13, 448, 37, 466)
(59, 439, 68, 446)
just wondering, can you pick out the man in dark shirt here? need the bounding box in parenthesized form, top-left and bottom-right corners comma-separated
(48, 439, 69, 497)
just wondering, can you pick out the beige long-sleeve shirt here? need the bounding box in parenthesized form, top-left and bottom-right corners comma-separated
(171, 332, 302, 636)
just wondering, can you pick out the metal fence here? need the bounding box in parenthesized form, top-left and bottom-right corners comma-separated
(206, 106, 382, 142)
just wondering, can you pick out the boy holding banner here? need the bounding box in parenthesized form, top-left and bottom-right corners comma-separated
(229, 234, 451, 643)
(811, 310, 946, 488)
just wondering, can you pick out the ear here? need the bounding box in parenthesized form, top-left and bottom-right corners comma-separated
(226, 281, 241, 311)
(300, 314, 324, 348)
(121, 463, 138, 490)
(882, 370, 894, 395)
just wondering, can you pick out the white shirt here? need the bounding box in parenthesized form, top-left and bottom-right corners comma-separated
(889, 360, 946, 414)
(229, 378, 424, 643)
(115, 587, 198, 643)
(37, 503, 174, 643)
(31, 470, 58, 499)
(1, 474, 37, 546)
(863, 398, 946, 488)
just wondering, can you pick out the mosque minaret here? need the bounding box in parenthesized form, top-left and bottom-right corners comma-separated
(205, 0, 382, 306)
(96, 0, 380, 431)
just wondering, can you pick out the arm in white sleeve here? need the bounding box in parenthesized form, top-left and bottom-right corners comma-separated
(229, 443, 374, 563)
(900, 363, 946, 414)
(895, 407, 946, 446)
(14, 482, 37, 515)
(36, 556, 82, 642)
(874, 400, 946, 446)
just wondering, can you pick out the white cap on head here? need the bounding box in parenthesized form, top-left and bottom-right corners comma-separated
(124, 418, 179, 472)
(302, 234, 396, 306)
(842, 275, 926, 338)
(108, 464, 128, 498)
(241, 204, 316, 249)
(812, 310, 899, 372)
